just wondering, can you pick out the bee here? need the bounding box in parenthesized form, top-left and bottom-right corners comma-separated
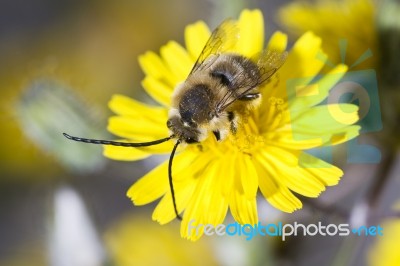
(64, 19, 287, 221)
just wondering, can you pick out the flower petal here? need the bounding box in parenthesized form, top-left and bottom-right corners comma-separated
(239, 155, 259, 200)
(275, 32, 325, 98)
(254, 149, 303, 212)
(229, 189, 258, 225)
(103, 146, 150, 161)
(198, 161, 229, 225)
(260, 31, 326, 111)
(262, 147, 331, 197)
(141, 76, 173, 107)
(206, 192, 229, 226)
(127, 151, 198, 206)
(236, 9, 264, 56)
(184, 21, 211, 60)
(261, 102, 360, 150)
(298, 152, 343, 186)
(153, 152, 211, 224)
(289, 103, 360, 144)
(267, 31, 288, 52)
(221, 154, 236, 197)
(107, 116, 169, 140)
(127, 159, 169, 205)
(138, 51, 176, 86)
(181, 161, 219, 240)
(152, 174, 197, 224)
(288, 64, 348, 110)
(108, 94, 167, 123)
(160, 41, 193, 82)
(292, 104, 359, 130)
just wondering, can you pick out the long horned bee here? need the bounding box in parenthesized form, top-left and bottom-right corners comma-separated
(64, 19, 287, 220)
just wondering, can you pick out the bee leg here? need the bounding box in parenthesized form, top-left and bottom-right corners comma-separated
(228, 111, 237, 134)
(238, 93, 260, 101)
(213, 131, 221, 141)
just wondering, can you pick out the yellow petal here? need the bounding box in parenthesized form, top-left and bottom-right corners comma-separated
(229, 189, 258, 225)
(138, 51, 176, 86)
(267, 187, 302, 213)
(103, 145, 150, 161)
(152, 174, 197, 224)
(153, 152, 211, 224)
(290, 104, 359, 145)
(327, 125, 360, 146)
(262, 131, 324, 150)
(236, 9, 264, 56)
(261, 147, 330, 197)
(206, 192, 228, 226)
(181, 162, 218, 240)
(160, 41, 193, 82)
(184, 21, 211, 60)
(182, 218, 204, 242)
(141, 76, 173, 107)
(298, 152, 343, 186)
(327, 103, 359, 126)
(195, 161, 228, 225)
(107, 116, 169, 140)
(127, 151, 198, 206)
(279, 32, 324, 89)
(278, 0, 377, 70)
(288, 64, 348, 110)
(368, 218, 400, 266)
(254, 150, 303, 212)
(108, 94, 167, 123)
(205, 159, 229, 225)
(261, 31, 325, 105)
(267, 31, 288, 52)
(239, 155, 258, 200)
(262, 123, 360, 150)
(127, 160, 169, 205)
(221, 154, 236, 197)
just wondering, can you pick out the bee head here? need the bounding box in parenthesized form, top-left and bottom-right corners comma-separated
(166, 116, 202, 144)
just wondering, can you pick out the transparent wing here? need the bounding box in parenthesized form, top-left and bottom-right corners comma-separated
(256, 49, 288, 84)
(216, 49, 288, 112)
(189, 19, 239, 75)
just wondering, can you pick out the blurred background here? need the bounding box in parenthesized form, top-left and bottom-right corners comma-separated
(1, 0, 399, 265)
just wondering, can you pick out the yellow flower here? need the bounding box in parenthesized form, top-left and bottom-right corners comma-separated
(104, 215, 218, 266)
(368, 219, 400, 266)
(104, 9, 360, 240)
(278, 0, 377, 70)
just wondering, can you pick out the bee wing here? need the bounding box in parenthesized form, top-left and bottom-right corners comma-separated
(189, 19, 239, 75)
(256, 49, 288, 84)
(216, 49, 288, 112)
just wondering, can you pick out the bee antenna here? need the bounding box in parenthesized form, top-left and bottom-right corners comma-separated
(63, 133, 172, 147)
(169, 139, 182, 220)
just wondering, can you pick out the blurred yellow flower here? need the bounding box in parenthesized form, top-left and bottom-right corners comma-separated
(368, 219, 400, 266)
(278, 0, 377, 70)
(104, 215, 218, 266)
(104, 9, 360, 240)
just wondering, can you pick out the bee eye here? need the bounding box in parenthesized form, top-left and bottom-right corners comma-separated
(186, 137, 198, 143)
(166, 120, 173, 128)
